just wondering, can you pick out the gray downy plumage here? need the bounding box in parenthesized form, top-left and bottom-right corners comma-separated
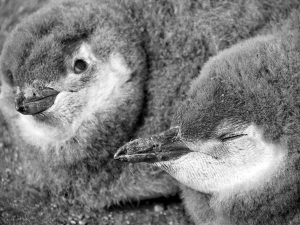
(115, 12, 300, 225)
(0, 0, 299, 217)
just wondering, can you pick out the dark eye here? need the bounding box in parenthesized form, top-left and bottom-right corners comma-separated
(4, 70, 14, 86)
(73, 59, 88, 74)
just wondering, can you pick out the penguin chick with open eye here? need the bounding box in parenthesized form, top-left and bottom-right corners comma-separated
(0, 0, 179, 208)
(115, 28, 300, 224)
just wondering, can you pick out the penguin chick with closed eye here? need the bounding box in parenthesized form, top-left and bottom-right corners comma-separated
(115, 28, 300, 224)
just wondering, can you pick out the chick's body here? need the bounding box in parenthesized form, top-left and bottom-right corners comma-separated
(178, 29, 300, 225)
(115, 12, 300, 225)
(0, 0, 183, 210)
(0, 0, 300, 217)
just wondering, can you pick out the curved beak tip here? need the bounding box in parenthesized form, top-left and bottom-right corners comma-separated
(114, 147, 127, 160)
(15, 104, 27, 114)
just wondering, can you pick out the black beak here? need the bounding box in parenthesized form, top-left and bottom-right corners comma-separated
(15, 87, 60, 115)
(114, 126, 192, 163)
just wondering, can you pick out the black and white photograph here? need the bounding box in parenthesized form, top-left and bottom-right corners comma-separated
(0, 0, 299, 224)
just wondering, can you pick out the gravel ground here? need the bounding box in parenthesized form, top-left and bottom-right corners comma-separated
(0, 112, 192, 225)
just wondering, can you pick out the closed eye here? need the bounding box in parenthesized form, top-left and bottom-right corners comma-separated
(219, 133, 247, 142)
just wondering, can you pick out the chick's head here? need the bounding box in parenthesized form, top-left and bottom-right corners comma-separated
(0, 1, 146, 161)
(116, 33, 300, 194)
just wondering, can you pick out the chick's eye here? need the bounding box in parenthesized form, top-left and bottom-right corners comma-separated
(73, 59, 88, 74)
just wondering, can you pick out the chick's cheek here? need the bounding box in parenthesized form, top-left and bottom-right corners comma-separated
(165, 153, 224, 193)
(0, 91, 14, 113)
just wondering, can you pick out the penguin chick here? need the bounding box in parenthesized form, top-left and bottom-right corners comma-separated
(2, 0, 300, 216)
(0, 0, 145, 161)
(0, 0, 177, 207)
(115, 30, 300, 224)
